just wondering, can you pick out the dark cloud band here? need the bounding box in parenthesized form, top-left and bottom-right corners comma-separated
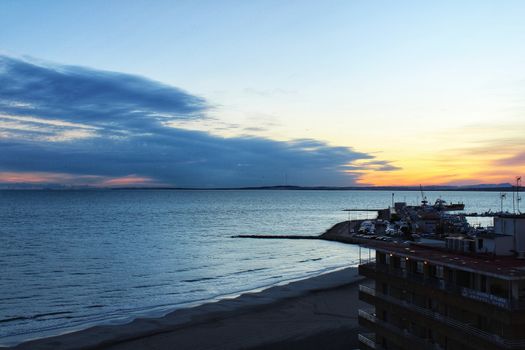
(0, 56, 397, 187)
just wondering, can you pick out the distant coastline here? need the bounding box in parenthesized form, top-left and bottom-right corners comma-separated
(113, 184, 514, 192)
(0, 183, 516, 191)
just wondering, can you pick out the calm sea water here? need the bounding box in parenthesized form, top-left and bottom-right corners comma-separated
(0, 190, 510, 345)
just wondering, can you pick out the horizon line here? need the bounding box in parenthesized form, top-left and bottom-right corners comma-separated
(0, 183, 518, 192)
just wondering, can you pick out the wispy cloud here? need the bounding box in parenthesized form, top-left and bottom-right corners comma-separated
(0, 55, 207, 136)
(0, 56, 398, 187)
(494, 151, 525, 167)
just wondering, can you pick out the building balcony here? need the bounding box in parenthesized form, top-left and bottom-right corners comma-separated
(358, 332, 382, 350)
(359, 284, 525, 350)
(358, 309, 435, 350)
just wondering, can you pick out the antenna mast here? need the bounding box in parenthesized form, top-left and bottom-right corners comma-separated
(500, 192, 506, 213)
(517, 176, 522, 214)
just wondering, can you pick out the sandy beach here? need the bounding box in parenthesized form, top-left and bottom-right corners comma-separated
(8, 267, 368, 350)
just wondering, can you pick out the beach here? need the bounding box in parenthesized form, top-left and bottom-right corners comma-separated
(8, 267, 367, 350)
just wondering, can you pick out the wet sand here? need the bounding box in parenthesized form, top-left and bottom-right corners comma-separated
(9, 267, 367, 350)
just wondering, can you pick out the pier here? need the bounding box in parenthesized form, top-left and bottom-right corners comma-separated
(231, 235, 320, 239)
(342, 208, 382, 211)
(233, 220, 365, 245)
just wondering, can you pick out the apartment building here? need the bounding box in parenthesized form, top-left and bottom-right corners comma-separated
(357, 219, 525, 350)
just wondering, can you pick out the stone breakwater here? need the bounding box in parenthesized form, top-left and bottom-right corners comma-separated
(234, 220, 365, 245)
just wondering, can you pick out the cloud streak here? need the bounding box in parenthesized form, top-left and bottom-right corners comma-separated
(0, 56, 206, 129)
(0, 56, 397, 187)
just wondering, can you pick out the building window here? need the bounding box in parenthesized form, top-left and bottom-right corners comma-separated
(456, 270, 471, 288)
(436, 265, 444, 279)
(480, 275, 487, 292)
(416, 261, 424, 274)
(378, 252, 387, 265)
(392, 256, 401, 268)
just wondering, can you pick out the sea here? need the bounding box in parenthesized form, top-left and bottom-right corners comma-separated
(0, 189, 511, 346)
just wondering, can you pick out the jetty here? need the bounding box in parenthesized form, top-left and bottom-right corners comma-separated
(232, 235, 320, 239)
(342, 208, 382, 211)
(233, 220, 365, 245)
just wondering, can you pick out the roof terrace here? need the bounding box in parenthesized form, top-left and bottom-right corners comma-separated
(359, 240, 525, 280)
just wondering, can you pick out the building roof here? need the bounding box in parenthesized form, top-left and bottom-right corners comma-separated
(360, 240, 525, 280)
(495, 213, 525, 219)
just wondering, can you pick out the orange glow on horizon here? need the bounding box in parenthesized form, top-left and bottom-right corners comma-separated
(355, 156, 525, 187)
(100, 176, 153, 187)
(0, 171, 156, 188)
(0, 172, 86, 184)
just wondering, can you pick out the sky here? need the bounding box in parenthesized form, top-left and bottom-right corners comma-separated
(1, 0, 525, 188)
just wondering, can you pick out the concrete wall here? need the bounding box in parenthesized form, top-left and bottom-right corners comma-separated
(475, 235, 514, 256)
(494, 217, 525, 253)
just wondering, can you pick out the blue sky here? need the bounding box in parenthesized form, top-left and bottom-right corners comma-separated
(1, 1, 525, 186)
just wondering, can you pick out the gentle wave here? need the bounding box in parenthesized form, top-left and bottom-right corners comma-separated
(0, 311, 74, 324)
(0, 189, 500, 346)
(0, 262, 357, 343)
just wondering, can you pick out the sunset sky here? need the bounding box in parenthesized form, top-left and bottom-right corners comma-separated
(1, 0, 525, 187)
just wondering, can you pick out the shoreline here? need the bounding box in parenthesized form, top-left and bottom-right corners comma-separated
(7, 267, 364, 350)
(1, 265, 356, 347)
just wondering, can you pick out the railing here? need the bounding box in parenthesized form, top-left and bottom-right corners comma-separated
(358, 309, 433, 350)
(359, 285, 525, 349)
(358, 332, 380, 349)
(359, 308, 377, 323)
(360, 262, 525, 310)
(359, 284, 376, 295)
